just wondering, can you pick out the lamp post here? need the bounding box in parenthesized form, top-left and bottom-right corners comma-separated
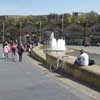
(19, 22, 22, 44)
(2, 22, 5, 43)
(61, 15, 64, 34)
(40, 21, 42, 42)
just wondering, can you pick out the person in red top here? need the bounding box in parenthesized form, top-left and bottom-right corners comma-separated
(12, 41, 17, 56)
(10, 40, 17, 61)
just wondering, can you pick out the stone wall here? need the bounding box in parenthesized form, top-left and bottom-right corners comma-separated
(31, 46, 100, 90)
(46, 53, 100, 89)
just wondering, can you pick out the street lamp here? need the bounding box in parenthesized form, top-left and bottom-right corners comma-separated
(39, 21, 42, 42)
(61, 15, 64, 34)
(2, 22, 5, 43)
(19, 22, 22, 44)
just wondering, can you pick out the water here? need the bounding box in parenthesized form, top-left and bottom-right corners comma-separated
(50, 32, 66, 51)
(51, 38, 57, 50)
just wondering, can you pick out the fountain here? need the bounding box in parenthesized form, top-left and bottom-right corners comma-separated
(50, 32, 57, 50)
(44, 32, 73, 55)
(50, 32, 66, 51)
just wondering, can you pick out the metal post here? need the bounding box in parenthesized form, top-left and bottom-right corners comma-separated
(40, 21, 42, 41)
(61, 15, 64, 34)
(20, 22, 21, 44)
(2, 22, 5, 43)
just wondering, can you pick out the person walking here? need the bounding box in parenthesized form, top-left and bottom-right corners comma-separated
(11, 41, 17, 61)
(3, 43, 9, 62)
(17, 44, 24, 62)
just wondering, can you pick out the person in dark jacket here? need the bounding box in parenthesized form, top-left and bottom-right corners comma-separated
(17, 44, 24, 62)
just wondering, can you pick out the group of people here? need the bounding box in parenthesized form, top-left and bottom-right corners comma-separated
(3, 40, 24, 62)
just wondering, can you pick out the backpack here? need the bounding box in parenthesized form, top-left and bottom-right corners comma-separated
(89, 59, 95, 65)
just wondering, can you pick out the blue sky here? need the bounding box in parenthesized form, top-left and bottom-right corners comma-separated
(0, 0, 100, 15)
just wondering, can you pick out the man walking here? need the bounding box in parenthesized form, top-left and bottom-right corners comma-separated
(17, 44, 24, 62)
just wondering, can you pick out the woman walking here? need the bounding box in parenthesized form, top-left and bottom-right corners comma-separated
(3, 43, 9, 62)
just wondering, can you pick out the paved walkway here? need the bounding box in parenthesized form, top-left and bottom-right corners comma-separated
(0, 47, 99, 100)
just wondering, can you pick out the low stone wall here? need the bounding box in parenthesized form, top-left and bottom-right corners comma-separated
(46, 53, 100, 89)
(30, 46, 46, 64)
(30, 46, 100, 90)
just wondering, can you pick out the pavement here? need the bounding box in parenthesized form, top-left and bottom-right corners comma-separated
(0, 46, 100, 100)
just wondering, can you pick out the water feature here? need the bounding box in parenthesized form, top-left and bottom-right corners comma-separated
(50, 32, 66, 51)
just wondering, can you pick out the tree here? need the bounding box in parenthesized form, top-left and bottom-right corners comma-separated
(65, 15, 73, 24)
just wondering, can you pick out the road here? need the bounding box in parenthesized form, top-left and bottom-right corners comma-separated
(0, 46, 99, 100)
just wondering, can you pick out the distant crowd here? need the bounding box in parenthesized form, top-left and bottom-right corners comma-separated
(3, 40, 24, 62)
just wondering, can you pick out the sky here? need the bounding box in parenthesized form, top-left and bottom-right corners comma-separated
(0, 0, 100, 15)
